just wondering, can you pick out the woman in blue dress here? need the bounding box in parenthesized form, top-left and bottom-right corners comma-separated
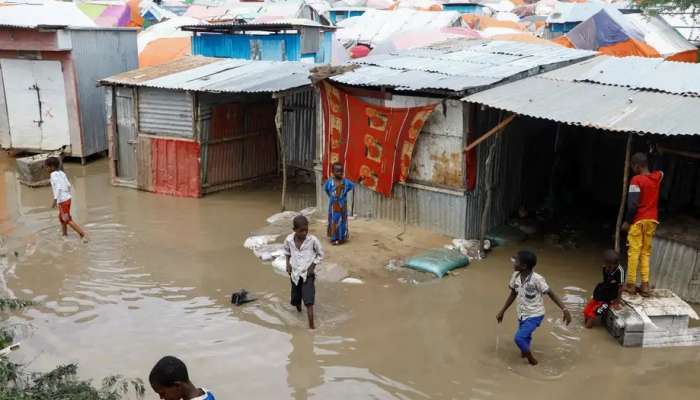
(324, 163, 354, 245)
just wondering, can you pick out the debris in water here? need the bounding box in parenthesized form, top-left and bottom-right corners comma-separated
(253, 244, 285, 262)
(231, 289, 256, 306)
(341, 277, 363, 285)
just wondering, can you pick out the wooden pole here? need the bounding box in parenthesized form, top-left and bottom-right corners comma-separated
(464, 114, 515, 153)
(480, 141, 498, 251)
(275, 97, 287, 212)
(614, 133, 633, 252)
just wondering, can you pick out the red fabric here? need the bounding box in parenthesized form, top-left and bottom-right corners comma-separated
(58, 199, 72, 224)
(583, 299, 605, 320)
(319, 82, 436, 196)
(151, 138, 201, 198)
(350, 45, 371, 58)
(630, 171, 663, 223)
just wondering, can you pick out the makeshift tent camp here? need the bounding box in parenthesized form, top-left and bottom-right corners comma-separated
(78, 1, 143, 27)
(370, 26, 481, 54)
(554, 8, 698, 62)
(138, 16, 199, 67)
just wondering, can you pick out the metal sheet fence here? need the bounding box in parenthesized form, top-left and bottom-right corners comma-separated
(283, 89, 316, 171)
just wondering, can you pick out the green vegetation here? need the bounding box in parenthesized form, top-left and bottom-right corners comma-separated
(1, 298, 145, 400)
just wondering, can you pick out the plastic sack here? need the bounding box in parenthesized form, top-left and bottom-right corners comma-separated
(404, 248, 469, 278)
(243, 235, 279, 250)
(266, 211, 300, 225)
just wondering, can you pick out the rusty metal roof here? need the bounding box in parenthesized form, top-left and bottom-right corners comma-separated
(463, 55, 700, 136)
(100, 56, 314, 94)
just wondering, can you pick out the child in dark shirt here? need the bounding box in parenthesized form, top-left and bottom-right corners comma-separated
(584, 250, 624, 329)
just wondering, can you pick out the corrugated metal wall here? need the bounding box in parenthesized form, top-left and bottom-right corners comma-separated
(70, 29, 138, 157)
(651, 237, 700, 303)
(151, 137, 201, 197)
(192, 33, 301, 61)
(138, 88, 194, 137)
(198, 95, 277, 191)
(283, 89, 316, 171)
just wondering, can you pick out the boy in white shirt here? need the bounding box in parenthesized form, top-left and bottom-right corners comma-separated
(496, 250, 571, 365)
(149, 356, 215, 400)
(45, 157, 87, 241)
(284, 215, 324, 329)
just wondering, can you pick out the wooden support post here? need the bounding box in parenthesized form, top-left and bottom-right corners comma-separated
(615, 133, 633, 253)
(480, 141, 498, 250)
(275, 97, 287, 212)
(464, 114, 515, 153)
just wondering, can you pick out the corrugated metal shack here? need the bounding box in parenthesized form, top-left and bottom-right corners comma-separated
(0, 25, 137, 160)
(99, 56, 317, 198)
(184, 20, 336, 64)
(464, 55, 700, 302)
(321, 39, 595, 238)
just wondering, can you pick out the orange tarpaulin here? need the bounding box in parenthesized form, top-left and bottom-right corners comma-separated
(127, 0, 143, 27)
(319, 82, 436, 196)
(599, 39, 660, 58)
(139, 37, 191, 67)
(666, 49, 699, 63)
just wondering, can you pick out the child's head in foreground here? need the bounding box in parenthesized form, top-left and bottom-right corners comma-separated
(512, 250, 537, 272)
(45, 157, 60, 172)
(149, 356, 194, 400)
(293, 215, 309, 241)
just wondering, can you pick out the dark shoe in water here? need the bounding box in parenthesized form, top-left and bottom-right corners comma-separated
(231, 289, 256, 306)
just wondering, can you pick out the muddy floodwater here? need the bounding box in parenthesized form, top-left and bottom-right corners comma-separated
(1, 154, 699, 400)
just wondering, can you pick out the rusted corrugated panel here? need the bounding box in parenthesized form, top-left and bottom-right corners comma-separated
(151, 138, 200, 197)
(101, 56, 219, 85)
(138, 88, 194, 137)
(136, 136, 153, 192)
(202, 101, 278, 187)
(283, 89, 316, 170)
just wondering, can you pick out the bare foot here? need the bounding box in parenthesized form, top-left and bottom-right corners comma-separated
(585, 318, 594, 329)
(521, 352, 526, 358)
(296, 305, 302, 312)
(524, 352, 538, 366)
(81, 235, 89, 244)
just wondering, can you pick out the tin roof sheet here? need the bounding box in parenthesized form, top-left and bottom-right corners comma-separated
(0, 1, 97, 29)
(181, 18, 333, 32)
(336, 9, 462, 46)
(100, 56, 313, 94)
(464, 77, 700, 136)
(542, 56, 700, 96)
(329, 39, 596, 94)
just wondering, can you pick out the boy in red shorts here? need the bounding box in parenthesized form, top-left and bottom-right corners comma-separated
(584, 250, 623, 329)
(46, 157, 87, 242)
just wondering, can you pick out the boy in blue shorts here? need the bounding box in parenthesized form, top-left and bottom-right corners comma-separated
(496, 251, 572, 365)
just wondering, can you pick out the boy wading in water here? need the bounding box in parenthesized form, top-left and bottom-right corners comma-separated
(622, 152, 663, 297)
(584, 250, 624, 329)
(46, 157, 87, 242)
(285, 215, 324, 329)
(324, 163, 354, 245)
(149, 355, 215, 400)
(496, 251, 572, 366)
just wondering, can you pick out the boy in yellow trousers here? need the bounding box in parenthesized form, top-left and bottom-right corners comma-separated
(622, 153, 663, 297)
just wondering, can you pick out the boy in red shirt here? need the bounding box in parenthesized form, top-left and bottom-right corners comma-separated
(622, 153, 663, 297)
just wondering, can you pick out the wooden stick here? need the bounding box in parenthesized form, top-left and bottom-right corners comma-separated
(275, 98, 287, 212)
(658, 146, 700, 160)
(615, 133, 633, 253)
(464, 114, 515, 153)
(480, 140, 498, 250)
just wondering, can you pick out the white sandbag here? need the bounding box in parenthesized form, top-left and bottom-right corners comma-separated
(266, 211, 300, 225)
(342, 277, 364, 284)
(254, 244, 285, 262)
(243, 235, 279, 250)
(300, 207, 317, 217)
(272, 255, 288, 274)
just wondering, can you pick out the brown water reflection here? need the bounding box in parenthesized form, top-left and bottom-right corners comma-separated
(1, 154, 699, 399)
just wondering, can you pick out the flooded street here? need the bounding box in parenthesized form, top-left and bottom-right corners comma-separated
(1, 154, 699, 400)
